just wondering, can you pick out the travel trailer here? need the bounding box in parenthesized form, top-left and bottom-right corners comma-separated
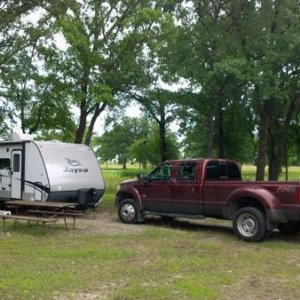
(0, 133, 105, 208)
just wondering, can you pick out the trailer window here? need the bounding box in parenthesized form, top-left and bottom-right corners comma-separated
(0, 159, 10, 169)
(13, 154, 20, 172)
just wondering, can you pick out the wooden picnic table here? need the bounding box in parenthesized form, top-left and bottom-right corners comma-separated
(3, 200, 83, 230)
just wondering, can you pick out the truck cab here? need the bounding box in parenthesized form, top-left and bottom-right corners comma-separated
(116, 159, 241, 217)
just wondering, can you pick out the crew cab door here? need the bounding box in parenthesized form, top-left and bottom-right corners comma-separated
(135, 163, 173, 213)
(171, 161, 202, 214)
(202, 161, 241, 217)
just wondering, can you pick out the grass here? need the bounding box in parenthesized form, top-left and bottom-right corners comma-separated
(2, 220, 300, 299)
(242, 165, 300, 181)
(100, 165, 150, 212)
(1, 164, 300, 299)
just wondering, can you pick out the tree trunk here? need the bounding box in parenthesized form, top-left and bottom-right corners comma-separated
(84, 102, 107, 146)
(268, 94, 298, 180)
(158, 103, 167, 162)
(159, 121, 167, 162)
(285, 144, 288, 181)
(75, 102, 87, 144)
(29, 102, 44, 134)
(75, 69, 90, 144)
(256, 98, 274, 181)
(218, 99, 224, 158)
(122, 156, 127, 170)
(206, 116, 214, 158)
(268, 130, 276, 181)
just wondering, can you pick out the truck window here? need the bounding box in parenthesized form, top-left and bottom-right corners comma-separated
(177, 162, 197, 181)
(0, 159, 10, 169)
(206, 161, 241, 180)
(149, 164, 172, 182)
(206, 161, 221, 179)
(227, 162, 241, 179)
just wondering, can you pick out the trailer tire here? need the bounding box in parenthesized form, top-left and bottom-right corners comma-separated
(233, 207, 267, 242)
(278, 222, 300, 235)
(118, 199, 139, 224)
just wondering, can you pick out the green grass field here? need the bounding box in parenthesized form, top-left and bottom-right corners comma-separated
(1, 165, 300, 299)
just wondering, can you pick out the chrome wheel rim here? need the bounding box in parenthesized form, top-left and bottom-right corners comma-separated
(120, 203, 136, 222)
(237, 213, 258, 237)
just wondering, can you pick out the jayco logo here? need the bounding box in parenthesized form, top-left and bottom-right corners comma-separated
(63, 158, 89, 174)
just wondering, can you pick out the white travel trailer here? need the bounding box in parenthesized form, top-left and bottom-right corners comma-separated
(0, 133, 105, 209)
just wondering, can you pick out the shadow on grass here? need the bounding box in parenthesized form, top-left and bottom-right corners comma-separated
(142, 216, 300, 243)
(144, 216, 234, 237)
(266, 230, 300, 244)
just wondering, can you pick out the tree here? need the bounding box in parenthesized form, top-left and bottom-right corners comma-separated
(30, 0, 173, 145)
(164, 0, 255, 162)
(95, 116, 150, 169)
(243, 0, 300, 180)
(0, 0, 39, 66)
(129, 88, 178, 162)
(129, 124, 180, 166)
(0, 0, 40, 135)
(0, 0, 76, 137)
(162, 0, 300, 178)
(0, 33, 75, 137)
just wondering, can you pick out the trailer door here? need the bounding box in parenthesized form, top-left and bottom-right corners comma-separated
(11, 150, 22, 199)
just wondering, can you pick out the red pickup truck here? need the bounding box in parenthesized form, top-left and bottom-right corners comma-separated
(115, 159, 300, 242)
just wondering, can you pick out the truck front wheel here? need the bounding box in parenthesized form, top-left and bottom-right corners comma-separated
(233, 207, 267, 242)
(118, 199, 138, 224)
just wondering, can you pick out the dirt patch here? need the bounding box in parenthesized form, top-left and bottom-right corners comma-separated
(59, 211, 234, 239)
(59, 211, 146, 235)
(220, 276, 296, 300)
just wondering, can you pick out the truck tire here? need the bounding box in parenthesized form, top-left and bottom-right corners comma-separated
(233, 207, 267, 242)
(118, 199, 139, 224)
(278, 222, 300, 235)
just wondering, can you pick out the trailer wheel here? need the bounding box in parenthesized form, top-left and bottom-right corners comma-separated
(118, 199, 138, 224)
(233, 207, 267, 242)
(278, 222, 300, 235)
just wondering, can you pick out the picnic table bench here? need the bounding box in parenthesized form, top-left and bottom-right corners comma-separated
(27, 210, 85, 229)
(1, 214, 57, 231)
